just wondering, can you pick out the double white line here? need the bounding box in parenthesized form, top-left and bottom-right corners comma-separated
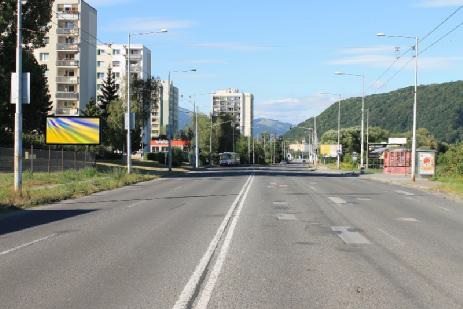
(172, 174, 255, 309)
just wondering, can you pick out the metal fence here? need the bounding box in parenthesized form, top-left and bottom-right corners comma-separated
(0, 146, 95, 173)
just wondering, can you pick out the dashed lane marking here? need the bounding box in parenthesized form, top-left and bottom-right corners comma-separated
(396, 217, 419, 222)
(328, 197, 347, 204)
(331, 226, 370, 244)
(0, 234, 57, 257)
(275, 213, 297, 221)
(273, 201, 288, 205)
(395, 190, 415, 196)
(356, 197, 372, 201)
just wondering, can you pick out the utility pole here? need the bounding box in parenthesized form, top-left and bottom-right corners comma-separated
(366, 108, 369, 172)
(252, 137, 255, 165)
(126, 33, 132, 174)
(194, 99, 199, 168)
(14, 0, 23, 193)
(314, 116, 318, 168)
(167, 72, 173, 171)
(209, 113, 213, 166)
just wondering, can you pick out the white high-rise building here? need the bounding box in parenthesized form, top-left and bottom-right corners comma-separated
(34, 0, 97, 116)
(151, 80, 179, 139)
(212, 88, 254, 137)
(96, 44, 151, 98)
(96, 44, 152, 152)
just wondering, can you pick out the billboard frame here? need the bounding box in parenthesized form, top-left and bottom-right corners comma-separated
(45, 116, 102, 146)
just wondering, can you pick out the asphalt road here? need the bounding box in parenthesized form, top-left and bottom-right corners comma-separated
(1, 165, 463, 308)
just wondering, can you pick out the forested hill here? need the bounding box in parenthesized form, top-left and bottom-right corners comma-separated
(284, 81, 463, 143)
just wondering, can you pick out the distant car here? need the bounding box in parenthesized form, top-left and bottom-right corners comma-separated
(219, 152, 240, 166)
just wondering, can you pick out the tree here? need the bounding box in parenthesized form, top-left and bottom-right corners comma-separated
(83, 98, 102, 117)
(99, 67, 118, 117)
(0, 0, 53, 136)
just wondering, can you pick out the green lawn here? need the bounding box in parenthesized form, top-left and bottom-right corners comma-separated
(0, 167, 157, 211)
(433, 175, 463, 197)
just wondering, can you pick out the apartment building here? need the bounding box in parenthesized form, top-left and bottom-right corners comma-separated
(34, 0, 97, 116)
(212, 88, 254, 137)
(96, 44, 152, 98)
(150, 80, 179, 139)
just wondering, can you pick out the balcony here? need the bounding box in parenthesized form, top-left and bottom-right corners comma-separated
(56, 108, 79, 116)
(129, 64, 142, 72)
(57, 60, 79, 67)
(56, 92, 79, 100)
(128, 53, 142, 60)
(56, 76, 79, 84)
(57, 43, 79, 51)
(56, 12, 79, 20)
(57, 27, 78, 35)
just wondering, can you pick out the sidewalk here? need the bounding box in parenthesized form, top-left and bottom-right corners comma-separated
(362, 172, 462, 203)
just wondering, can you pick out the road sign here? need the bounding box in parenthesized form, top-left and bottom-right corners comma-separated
(125, 112, 135, 130)
(388, 137, 407, 145)
(10, 72, 30, 104)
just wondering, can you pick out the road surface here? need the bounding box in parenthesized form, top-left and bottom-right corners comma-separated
(1, 165, 463, 308)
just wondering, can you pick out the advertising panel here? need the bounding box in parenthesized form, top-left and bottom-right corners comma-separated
(46, 117, 101, 145)
(320, 144, 341, 158)
(417, 151, 435, 176)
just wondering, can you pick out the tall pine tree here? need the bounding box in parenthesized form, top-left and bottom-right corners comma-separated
(99, 67, 118, 118)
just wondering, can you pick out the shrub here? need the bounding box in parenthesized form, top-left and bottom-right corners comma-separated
(437, 143, 463, 176)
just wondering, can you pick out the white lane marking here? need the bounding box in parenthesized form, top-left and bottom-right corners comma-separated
(275, 213, 297, 221)
(195, 176, 254, 309)
(439, 206, 450, 212)
(267, 186, 275, 189)
(331, 227, 370, 244)
(396, 217, 419, 222)
(328, 197, 347, 204)
(356, 197, 371, 201)
(278, 184, 288, 188)
(0, 234, 57, 257)
(273, 201, 288, 205)
(395, 190, 415, 196)
(309, 186, 317, 191)
(270, 182, 277, 185)
(377, 228, 405, 245)
(172, 175, 253, 309)
(127, 200, 149, 208)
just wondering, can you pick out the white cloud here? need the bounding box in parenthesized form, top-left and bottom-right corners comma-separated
(341, 45, 396, 54)
(255, 95, 335, 124)
(328, 54, 395, 66)
(193, 42, 269, 51)
(108, 17, 196, 32)
(417, 0, 463, 7)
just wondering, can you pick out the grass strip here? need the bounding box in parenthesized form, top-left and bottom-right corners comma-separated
(0, 167, 156, 211)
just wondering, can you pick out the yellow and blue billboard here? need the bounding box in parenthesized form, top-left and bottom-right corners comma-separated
(46, 117, 101, 145)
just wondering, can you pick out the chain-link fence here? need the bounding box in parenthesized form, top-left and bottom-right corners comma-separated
(0, 146, 96, 173)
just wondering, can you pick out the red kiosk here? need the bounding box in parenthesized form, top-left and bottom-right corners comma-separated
(383, 148, 411, 175)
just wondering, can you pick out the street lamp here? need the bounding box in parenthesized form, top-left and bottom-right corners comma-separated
(126, 28, 167, 174)
(335, 71, 365, 172)
(321, 92, 343, 169)
(167, 69, 196, 172)
(377, 32, 419, 182)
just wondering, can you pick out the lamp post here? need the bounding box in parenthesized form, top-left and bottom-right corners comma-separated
(126, 28, 167, 174)
(167, 69, 196, 171)
(377, 32, 419, 182)
(335, 71, 365, 172)
(14, 0, 23, 193)
(321, 92, 343, 169)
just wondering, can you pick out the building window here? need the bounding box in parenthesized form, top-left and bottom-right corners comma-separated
(112, 61, 120, 67)
(112, 49, 120, 55)
(97, 72, 104, 79)
(97, 61, 104, 67)
(112, 72, 120, 79)
(97, 49, 104, 55)
(39, 53, 49, 62)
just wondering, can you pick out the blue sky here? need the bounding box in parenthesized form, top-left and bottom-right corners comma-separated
(89, 0, 463, 124)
